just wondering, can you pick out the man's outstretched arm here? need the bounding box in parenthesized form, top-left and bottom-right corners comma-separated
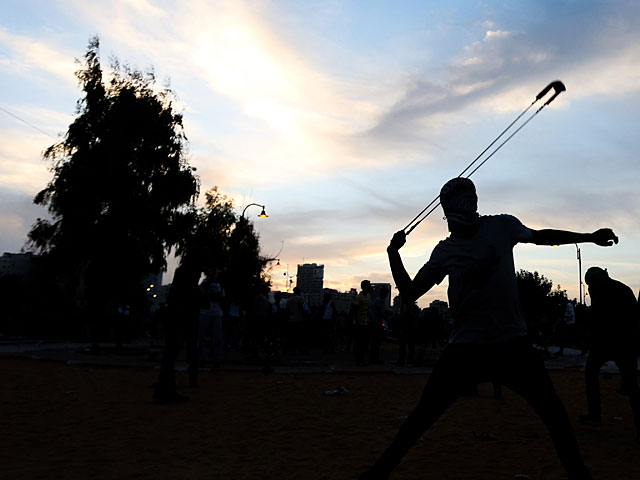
(528, 228, 619, 247)
(387, 230, 436, 303)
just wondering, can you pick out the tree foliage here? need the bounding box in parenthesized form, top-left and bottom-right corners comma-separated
(173, 188, 236, 275)
(222, 216, 271, 303)
(23, 37, 272, 339)
(516, 269, 568, 341)
(27, 36, 199, 310)
(175, 188, 271, 304)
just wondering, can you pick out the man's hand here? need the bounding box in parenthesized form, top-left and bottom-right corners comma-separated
(388, 230, 407, 253)
(591, 228, 619, 247)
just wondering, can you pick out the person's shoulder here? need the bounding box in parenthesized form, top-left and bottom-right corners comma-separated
(483, 214, 529, 231)
(611, 279, 636, 298)
(483, 213, 521, 223)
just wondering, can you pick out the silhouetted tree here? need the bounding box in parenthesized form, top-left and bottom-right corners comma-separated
(517, 269, 568, 346)
(173, 188, 236, 278)
(26, 37, 198, 336)
(222, 215, 271, 305)
(171, 187, 270, 305)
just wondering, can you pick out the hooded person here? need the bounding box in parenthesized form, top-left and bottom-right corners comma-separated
(361, 177, 620, 480)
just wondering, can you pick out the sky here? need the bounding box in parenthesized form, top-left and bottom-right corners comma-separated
(1, 0, 639, 307)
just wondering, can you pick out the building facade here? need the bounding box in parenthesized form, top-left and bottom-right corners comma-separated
(370, 282, 392, 308)
(430, 299, 451, 325)
(0, 252, 35, 278)
(322, 287, 357, 315)
(296, 263, 324, 307)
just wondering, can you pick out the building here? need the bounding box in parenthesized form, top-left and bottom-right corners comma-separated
(296, 263, 324, 307)
(371, 282, 392, 308)
(430, 299, 451, 325)
(0, 252, 35, 278)
(322, 287, 357, 315)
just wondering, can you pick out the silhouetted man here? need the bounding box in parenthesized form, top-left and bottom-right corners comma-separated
(361, 177, 619, 480)
(153, 260, 202, 403)
(580, 266, 640, 440)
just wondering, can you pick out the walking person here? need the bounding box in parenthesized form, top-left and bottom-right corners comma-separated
(579, 266, 640, 441)
(361, 177, 619, 479)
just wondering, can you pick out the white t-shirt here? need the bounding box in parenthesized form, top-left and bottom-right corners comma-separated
(415, 214, 532, 344)
(322, 301, 335, 320)
(564, 302, 576, 325)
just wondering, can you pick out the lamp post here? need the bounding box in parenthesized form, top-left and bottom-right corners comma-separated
(241, 203, 268, 218)
(284, 263, 296, 292)
(575, 243, 583, 305)
(552, 243, 583, 304)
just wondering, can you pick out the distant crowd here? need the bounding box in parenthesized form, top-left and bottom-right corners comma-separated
(147, 273, 625, 374)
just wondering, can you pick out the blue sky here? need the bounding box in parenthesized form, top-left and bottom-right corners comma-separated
(1, 0, 639, 307)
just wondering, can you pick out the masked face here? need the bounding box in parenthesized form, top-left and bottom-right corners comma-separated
(440, 177, 479, 227)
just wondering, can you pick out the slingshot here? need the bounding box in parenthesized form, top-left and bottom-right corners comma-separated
(403, 81, 566, 235)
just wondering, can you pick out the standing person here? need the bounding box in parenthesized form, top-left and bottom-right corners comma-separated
(556, 300, 576, 357)
(353, 280, 372, 366)
(198, 277, 224, 368)
(320, 292, 338, 353)
(361, 177, 619, 479)
(271, 291, 286, 353)
(397, 298, 419, 366)
(153, 260, 202, 402)
(246, 286, 271, 359)
(422, 305, 442, 350)
(369, 286, 390, 364)
(285, 287, 307, 354)
(224, 299, 242, 352)
(580, 266, 640, 441)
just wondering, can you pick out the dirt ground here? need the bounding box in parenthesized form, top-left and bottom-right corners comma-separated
(1, 357, 638, 480)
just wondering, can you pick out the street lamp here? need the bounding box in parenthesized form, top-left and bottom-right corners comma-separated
(264, 240, 284, 266)
(242, 203, 268, 218)
(575, 243, 583, 305)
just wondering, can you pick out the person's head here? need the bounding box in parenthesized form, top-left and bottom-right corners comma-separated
(361, 280, 371, 293)
(292, 286, 301, 296)
(584, 266, 609, 287)
(440, 177, 480, 234)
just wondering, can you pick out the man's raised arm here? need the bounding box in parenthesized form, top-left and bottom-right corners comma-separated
(387, 230, 436, 303)
(528, 228, 619, 247)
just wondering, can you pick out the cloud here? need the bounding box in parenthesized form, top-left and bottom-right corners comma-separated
(0, 27, 78, 86)
(55, 0, 398, 181)
(0, 188, 47, 254)
(361, 1, 640, 152)
(0, 127, 53, 193)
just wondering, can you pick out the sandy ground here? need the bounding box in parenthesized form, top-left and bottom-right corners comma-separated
(1, 357, 638, 480)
